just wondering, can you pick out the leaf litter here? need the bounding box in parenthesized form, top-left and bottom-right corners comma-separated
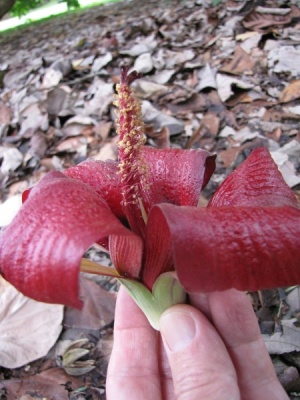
(0, 0, 300, 398)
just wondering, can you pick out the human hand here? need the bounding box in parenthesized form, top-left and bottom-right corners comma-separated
(106, 286, 288, 400)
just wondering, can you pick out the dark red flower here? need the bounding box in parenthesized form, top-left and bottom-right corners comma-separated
(0, 67, 299, 312)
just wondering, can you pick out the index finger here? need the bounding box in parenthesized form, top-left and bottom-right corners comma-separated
(106, 286, 162, 400)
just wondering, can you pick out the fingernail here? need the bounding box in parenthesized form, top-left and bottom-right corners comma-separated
(160, 311, 196, 352)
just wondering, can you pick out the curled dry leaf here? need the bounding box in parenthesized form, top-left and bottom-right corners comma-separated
(0, 276, 63, 369)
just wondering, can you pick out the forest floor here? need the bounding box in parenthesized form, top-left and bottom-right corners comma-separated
(0, 0, 300, 398)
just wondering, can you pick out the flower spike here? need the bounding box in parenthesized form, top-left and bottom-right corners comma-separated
(115, 66, 149, 235)
(120, 65, 140, 85)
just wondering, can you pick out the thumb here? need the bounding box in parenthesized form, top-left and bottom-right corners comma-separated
(160, 305, 240, 400)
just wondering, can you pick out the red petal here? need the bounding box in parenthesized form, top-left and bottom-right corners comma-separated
(209, 147, 297, 208)
(109, 234, 143, 278)
(141, 210, 173, 289)
(119, 147, 216, 239)
(152, 204, 300, 292)
(140, 148, 215, 287)
(65, 159, 125, 221)
(0, 172, 142, 308)
(141, 147, 216, 213)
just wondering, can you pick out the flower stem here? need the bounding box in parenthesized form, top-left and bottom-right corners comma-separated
(80, 258, 120, 277)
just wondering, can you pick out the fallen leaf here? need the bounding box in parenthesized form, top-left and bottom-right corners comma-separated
(29, 132, 48, 158)
(133, 79, 168, 98)
(94, 121, 112, 141)
(268, 46, 300, 77)
(93, 140, 118, 161)
(42, 68, 63, 88)
(0, 102, 12, 124)
(55, 136, 88, 154)
(142, 100, 184, 135)
(271, 146, 300, 188)
(263, 319, 300, 354)
(216, 73, 253, 102)
(62, 115, 97, 137)
(3, 67, 33, 89)
(63, 277, 116, 330)
(46, 87, 74, 118)
(279, 80, 300, 103)
(0, 195, 22, 227)
(219, 147, 242, 168)
(152, 69, 175, 84)
(0, 276, 63, 369)
(91, 52, 113, 72)
(220, 45, 255, 75)
(19, 102, 48, 136)
(0, 377, 69, 400)
(133, 52, 153, 74)
(243, 5, 300, 30)
(0, 147, 23, 174)
(146, 126, 171, 149)
(197, 63, 217, 91)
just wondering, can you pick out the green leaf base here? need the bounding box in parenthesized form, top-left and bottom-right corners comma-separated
(119, 272, 187, 330)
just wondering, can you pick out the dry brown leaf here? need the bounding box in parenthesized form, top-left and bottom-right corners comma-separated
(0, 377, 69, 400)
(94, 121, 112, 141)
(93, 140, 118, 161)
(146, 126, 171, 149)
(19, 102, 48, 137)
(219, 147, 242, 168)
(279, 80, 300, 103)
(243, 5, 300, 31)
(46, 87, 74, 117)
(266, 127, 282, 142)
(55, 136, 89, 153)
(38, 367, 85, 388)
(220, 45, 255, 75)
(185, 112, 220, 149)
(63, 276, 116, 331)
(3, 67, 33, 89)
(216, 74, 253, 102)
(0, 103, 12, 124)
(61, 115, 97, 137)
(29, 131, 48, 158)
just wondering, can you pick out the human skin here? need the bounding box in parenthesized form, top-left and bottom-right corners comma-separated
(106, 287, 288, 400)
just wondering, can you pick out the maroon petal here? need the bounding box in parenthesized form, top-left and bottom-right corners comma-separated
(141, 147, 216, 213)
(0, 172, 142, 308)
(140, 148, 215, 287)
(116, 147, 216, 239)
(152, 204, 300, 292)
(209, 147, 297, 208)
(109, 234, 143, 278)
(141, 210, 173, 289)
(65, 159, 125, 221)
